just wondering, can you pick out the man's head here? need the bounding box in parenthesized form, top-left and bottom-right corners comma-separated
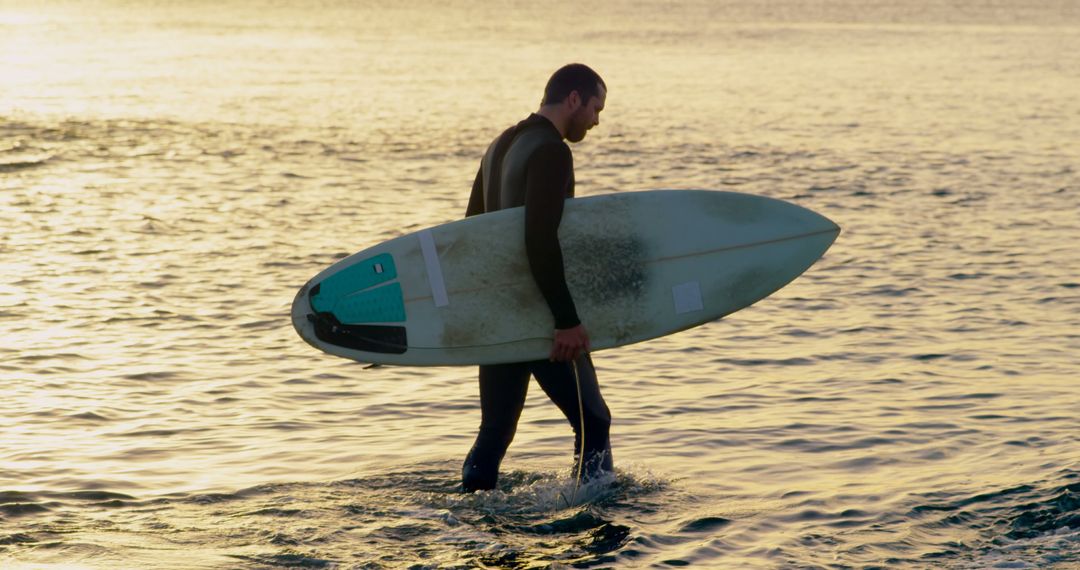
(539, 63, 606, 143)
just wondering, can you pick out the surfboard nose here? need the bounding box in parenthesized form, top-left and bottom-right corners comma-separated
(815, 210, 842, 235)
(796, 206, 841, 257)
(815, 212, 841, 241)
(781, 195, 841, 243)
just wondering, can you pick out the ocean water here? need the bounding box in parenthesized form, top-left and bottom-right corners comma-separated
(2, 1, 1079, 568)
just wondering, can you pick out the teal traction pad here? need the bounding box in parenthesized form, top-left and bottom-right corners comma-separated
(311, 253, 406, 324)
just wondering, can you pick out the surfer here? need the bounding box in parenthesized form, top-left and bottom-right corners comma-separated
(461, 64, 613, 492)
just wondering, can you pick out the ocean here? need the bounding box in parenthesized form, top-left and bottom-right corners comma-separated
(2, 1, 1078, 568)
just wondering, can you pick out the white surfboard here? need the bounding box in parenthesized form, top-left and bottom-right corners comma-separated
(291, 190, 839, 366)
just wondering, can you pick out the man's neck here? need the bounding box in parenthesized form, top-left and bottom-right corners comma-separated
(535, 107, 567, 140)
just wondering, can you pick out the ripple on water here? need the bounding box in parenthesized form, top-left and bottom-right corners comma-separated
(902, 472, 1080, 568)
(3, 5, 1080, 568)
(0, 463, 674, 568)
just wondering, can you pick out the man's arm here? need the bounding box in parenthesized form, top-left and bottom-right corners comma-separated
(524, 142, 579, 329)
(465, 165, 484, 217)
(524, 142, 589, 361)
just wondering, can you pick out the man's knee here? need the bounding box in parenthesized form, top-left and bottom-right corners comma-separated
(583, 402, 611, 434)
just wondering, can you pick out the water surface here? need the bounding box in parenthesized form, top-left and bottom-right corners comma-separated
(2, 1, 1078, 567)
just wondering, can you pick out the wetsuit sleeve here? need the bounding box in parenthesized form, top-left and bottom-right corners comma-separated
(465, 165, 484, 217)
(524, 142, 580, 329)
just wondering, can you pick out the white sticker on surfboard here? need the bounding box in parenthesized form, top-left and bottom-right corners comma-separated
(672, 281, 704, 315)
(418, 230, 449, 307)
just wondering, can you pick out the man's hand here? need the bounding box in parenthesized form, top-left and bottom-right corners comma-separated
(550, 324, 590, 362)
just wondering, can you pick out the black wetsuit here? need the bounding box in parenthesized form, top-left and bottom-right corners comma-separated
(461, 114, 613, 492)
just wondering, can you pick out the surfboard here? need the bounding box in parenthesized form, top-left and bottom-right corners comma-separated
(291, 190, 839, 366)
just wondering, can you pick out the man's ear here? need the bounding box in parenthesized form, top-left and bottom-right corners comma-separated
(567, 90, 582, 111)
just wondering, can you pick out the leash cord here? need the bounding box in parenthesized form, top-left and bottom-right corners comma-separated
(570, 355, 586, 506)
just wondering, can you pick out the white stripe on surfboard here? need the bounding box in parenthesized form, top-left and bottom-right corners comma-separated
(418, 229, 449, 307)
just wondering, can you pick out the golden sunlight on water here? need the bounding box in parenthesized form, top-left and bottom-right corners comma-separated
(2, 0, 1079, 568)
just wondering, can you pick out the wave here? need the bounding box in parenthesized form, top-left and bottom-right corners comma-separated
(0, 156, 53, 173)
(0, 462, 667, 569)
(906, 469, 1080, 568)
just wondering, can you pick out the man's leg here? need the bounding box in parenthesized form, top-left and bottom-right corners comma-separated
(532, 354, 613, 479)
(462, 362, 531, 492)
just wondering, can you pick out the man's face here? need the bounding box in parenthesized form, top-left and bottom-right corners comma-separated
(566, 85, 606, 143)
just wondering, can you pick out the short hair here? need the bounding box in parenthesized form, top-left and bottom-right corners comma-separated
(541, 64, 606, 106)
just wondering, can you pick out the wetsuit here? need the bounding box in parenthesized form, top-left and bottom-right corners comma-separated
(461, 114, 613, 492)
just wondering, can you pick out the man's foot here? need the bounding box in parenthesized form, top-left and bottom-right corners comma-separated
(462, 461, 498, 493)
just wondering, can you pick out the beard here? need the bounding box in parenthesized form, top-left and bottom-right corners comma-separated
(565, 110, 591, 143)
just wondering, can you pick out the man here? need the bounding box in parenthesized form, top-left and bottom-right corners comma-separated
(461, 64, 612, 492)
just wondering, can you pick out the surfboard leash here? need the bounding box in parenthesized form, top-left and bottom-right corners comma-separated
(554, 355, 587, 513)
(570, 355, 586, 507)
